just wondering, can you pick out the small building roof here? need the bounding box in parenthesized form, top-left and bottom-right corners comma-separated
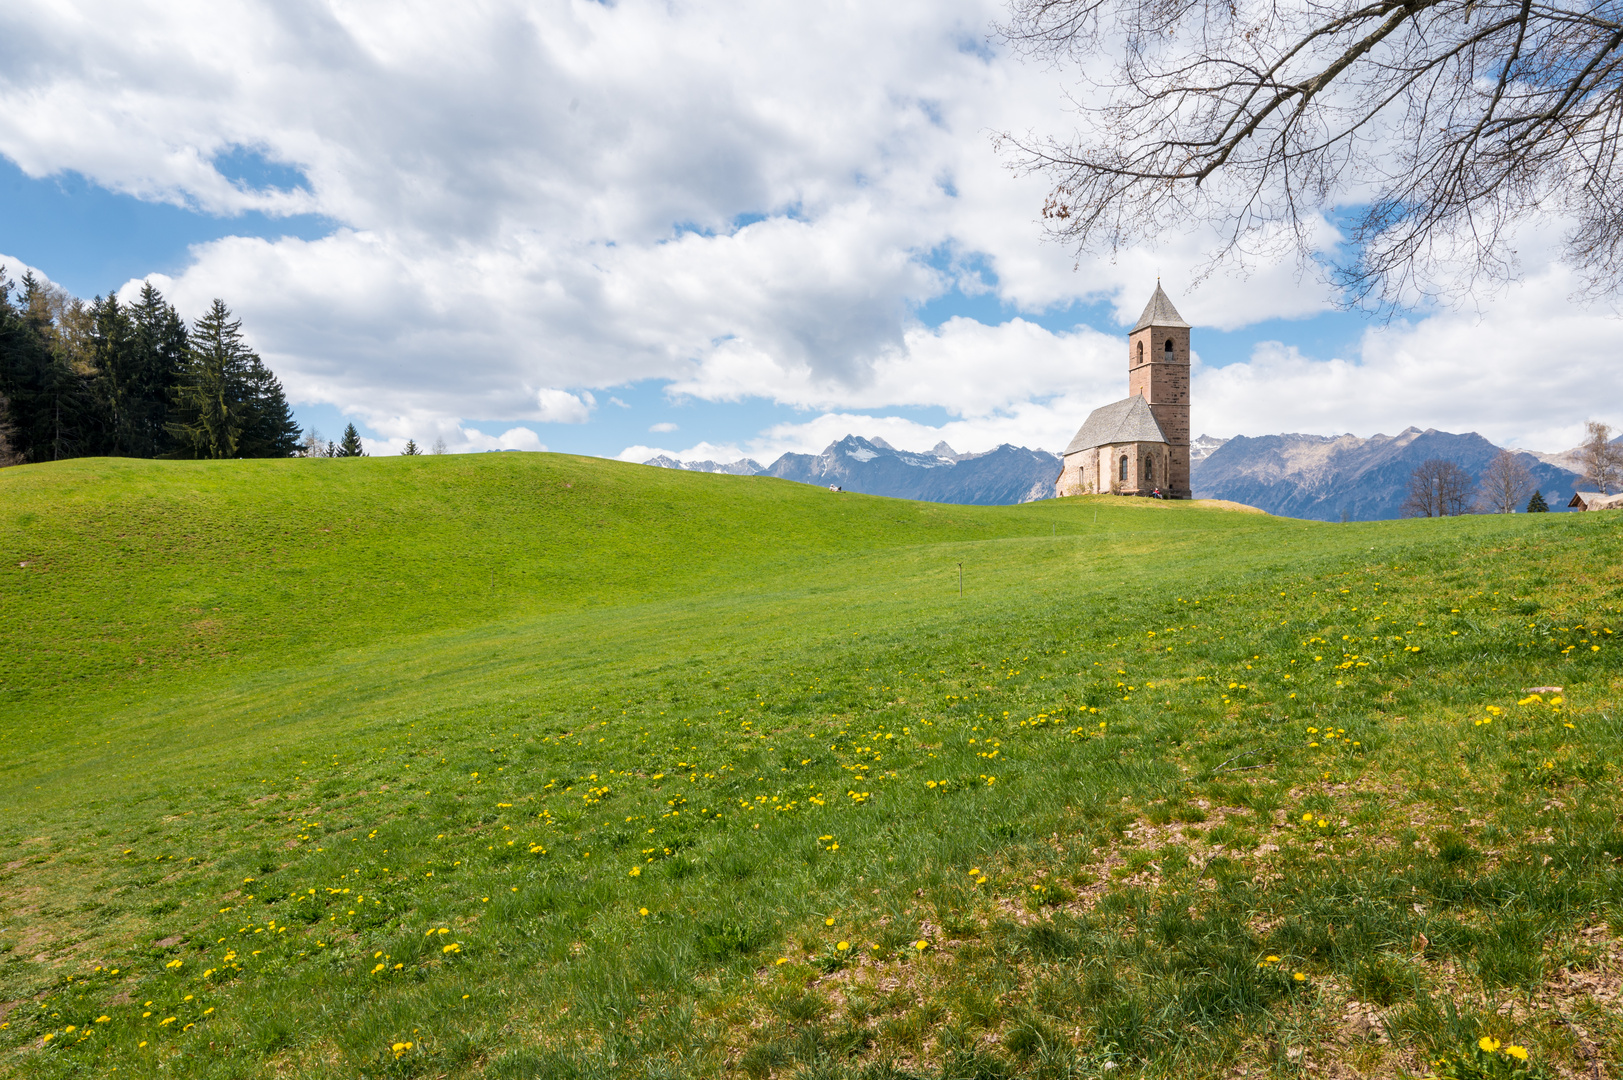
(1569, 491, 1623, 510)
(1130, 283, 1190, 332)
(1063, 395, 1168, 456)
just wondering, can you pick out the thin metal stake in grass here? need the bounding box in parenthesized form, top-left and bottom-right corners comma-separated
(958, 562, 963, 598)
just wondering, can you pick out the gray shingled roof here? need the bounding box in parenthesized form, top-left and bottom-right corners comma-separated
(1063, 395, 1168, 455)
(1130, 283, 1189, 332)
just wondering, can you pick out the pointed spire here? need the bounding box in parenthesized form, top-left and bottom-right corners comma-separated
(1130, 283, 1189, 332)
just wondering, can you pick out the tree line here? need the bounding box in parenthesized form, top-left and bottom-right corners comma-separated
(1403, 423, 1623, 518)
(0, 268, 301, 466)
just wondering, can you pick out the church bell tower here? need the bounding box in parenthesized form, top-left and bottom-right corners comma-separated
(1126, 283, 1191, 498)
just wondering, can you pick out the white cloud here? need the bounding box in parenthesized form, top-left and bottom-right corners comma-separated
(536, 389, 593, 424)
(1, 1, 1343, 414)
(0, 252, 59, 291)
(670, 315, 1120, 417)
(1194, 266, 1623, 452)
(617, 440, 752, 465)
(649, 422, 678, 433)
(3, 0, 1601, 463)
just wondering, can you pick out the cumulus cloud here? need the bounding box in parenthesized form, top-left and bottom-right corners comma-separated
(1, 2, 1339, 408)
(1196, 265, 1623, 452)
(617, 440, 754, 465)
(0, 252, 60, 290)
(3, 0, 1606, 464)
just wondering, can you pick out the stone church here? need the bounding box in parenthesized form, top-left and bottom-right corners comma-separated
(1055, 284, 1192, 499)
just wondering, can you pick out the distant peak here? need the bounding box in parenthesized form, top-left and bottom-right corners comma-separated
(868, 436, 895, 450)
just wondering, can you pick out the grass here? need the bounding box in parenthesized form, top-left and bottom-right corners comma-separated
(0, 452, 1620, 1079)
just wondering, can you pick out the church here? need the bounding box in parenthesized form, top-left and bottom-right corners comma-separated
(1055, 284, 1192, 499)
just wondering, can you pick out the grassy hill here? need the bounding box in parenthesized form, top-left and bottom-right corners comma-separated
(0, 454, 1619, 1080)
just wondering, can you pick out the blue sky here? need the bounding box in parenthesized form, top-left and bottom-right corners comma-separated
(2, 0, 1612, 461)
(1, 151, 1376, 461)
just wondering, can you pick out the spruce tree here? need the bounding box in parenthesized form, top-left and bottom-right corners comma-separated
(401, 438, 421, 455)
(338, 422, 365, 457)
(0, 390, 21, 466)
(90, 292, 140, 455)
(168, 299, 299, 459)
(169, 299, 247, 458)
(235, 355, 302, 458)
(127, 282, 188, 456)
(1526, 490, 1548, 513)
(0, 271, 98, 463)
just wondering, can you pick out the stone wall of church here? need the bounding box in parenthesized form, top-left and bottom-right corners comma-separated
(1056, 442, 1169, 497)
(1127, 324, 1192, 498)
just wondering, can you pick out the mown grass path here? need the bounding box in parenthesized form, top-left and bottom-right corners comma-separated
(1, 455, 1619, 1079)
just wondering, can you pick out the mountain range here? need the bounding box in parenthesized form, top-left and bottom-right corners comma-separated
(754, 436, 1061, 505)
(1191, 427, 1583, 520)
(644, 427, 1595, 517)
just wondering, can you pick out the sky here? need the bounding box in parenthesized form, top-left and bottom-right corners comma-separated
(2, 0, 1619, 464)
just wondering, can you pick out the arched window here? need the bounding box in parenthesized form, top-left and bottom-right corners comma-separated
(1136, 341, 1144, 364)
(1144, 456, 1154, 482)
(1119, 455, 1129, 482)
(1164, 338, 1175, 358)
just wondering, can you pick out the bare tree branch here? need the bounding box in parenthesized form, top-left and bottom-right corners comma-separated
(1402, 458, 1478, 516)
(996, 0, 1623, 307)
(1477, 449, 1536, 512)
(1577, 419, 1623, 492)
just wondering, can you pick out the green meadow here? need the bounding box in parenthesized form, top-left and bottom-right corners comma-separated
(1, 453, 1620, 1080)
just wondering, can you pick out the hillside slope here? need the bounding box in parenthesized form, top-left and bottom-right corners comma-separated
(1, 455, 1620, 1080)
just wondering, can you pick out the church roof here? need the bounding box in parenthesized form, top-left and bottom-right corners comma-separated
(1063, 394, 1168, 455)
(1130, 283, 1189, 332)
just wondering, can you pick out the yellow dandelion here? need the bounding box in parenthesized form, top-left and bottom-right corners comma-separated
(1504, 1045, 1528, 1061)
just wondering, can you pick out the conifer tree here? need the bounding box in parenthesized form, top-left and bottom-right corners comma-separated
(401, 438, 421, 455)
(338, 422, 365, 457)
(1526, 490, 1548, 513)
(168, 299, 247, 458)
(90, 292, 139, 455)
(168, 299, 300, 459)
(0, 271, 98, 462)
(126, 282, 188, 456)
(235, 354, 302, 458)
(0, 390, 21, 466)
